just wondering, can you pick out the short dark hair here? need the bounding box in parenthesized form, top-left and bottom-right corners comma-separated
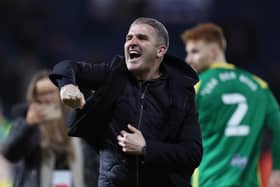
(131, 17, 169, 49)
(181, 23, 226, 51)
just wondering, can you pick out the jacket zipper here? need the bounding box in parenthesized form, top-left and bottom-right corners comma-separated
(136, 83, 148, 187)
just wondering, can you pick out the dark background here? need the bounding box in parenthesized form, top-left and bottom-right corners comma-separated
(0, 0, 279, 117)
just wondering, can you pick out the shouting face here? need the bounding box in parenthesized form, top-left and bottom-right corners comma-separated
(124, 23, 166, 80)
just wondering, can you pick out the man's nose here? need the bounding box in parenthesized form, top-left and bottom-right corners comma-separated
(129, 37, 139, 46)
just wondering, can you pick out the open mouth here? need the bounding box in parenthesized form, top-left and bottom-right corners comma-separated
(129, 50, 141, 59)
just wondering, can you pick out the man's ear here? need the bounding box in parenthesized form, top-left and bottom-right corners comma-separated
(157, 45, 167, 58)
(210, 45, 219, 60)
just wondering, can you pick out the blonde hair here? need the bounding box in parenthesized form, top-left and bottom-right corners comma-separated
(26, 70, 74, 161)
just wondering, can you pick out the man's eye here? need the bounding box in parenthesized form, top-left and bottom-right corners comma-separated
(138, 35, 147, 40)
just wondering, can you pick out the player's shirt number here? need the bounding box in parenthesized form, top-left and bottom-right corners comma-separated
(222, 93, 250, 136)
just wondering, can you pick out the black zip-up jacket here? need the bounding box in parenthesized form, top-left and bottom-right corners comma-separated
(49, 55, 203, 187)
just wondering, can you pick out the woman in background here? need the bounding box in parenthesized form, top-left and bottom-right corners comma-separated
(2, 70, 87, 187)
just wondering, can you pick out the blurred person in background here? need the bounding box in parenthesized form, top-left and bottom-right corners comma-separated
(0, 153, 12, 187)
(0, 101, 13, 187)
(2, 70, 88, 187)
(0, 101, 11, 143)
(49, 17, 203, 187)
(181, 23, 280, 187)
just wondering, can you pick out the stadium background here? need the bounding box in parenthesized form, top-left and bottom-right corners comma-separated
(0, 0, 278, 117)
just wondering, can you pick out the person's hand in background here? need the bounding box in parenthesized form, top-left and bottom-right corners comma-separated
(26, 103, 45, 125)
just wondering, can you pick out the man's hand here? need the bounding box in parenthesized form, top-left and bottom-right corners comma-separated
(60, 84, 86, 109)
(268, 170, 280, 187)
(117, 124, 146, 155)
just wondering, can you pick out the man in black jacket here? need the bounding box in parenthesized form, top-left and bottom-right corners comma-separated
(49, 17, 203, 187)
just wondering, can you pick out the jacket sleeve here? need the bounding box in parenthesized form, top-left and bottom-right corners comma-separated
(143, 91, 203, 170)
(49, 60, 111, 90)
(2, 118, 39, 162)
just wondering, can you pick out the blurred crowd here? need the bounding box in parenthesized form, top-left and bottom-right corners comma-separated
(1, 0, 278, 116)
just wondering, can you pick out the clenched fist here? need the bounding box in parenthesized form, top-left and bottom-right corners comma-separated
(60, 84, 86, 109)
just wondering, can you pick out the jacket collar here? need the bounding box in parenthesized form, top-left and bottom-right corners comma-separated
(161, 55, 198, 88)
(112, 55, 198, 88)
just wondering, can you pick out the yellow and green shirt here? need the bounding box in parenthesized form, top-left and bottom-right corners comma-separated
(193, 63, 280, 187)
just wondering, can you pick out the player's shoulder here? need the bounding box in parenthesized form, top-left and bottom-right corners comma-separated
(252, 75, 268, 89)
(196, 63, 269, 94)
(196, 68, 223, 95)
(238, 68, 269, 89)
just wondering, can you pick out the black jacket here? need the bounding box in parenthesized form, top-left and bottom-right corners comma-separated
(2, 104, 92, 187)
(2, 103, 42, 187)
(49, 55, 203, 187)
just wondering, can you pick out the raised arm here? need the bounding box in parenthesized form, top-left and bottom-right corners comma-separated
(49, 60, 111, 108)
(49, 60, 110, 90)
